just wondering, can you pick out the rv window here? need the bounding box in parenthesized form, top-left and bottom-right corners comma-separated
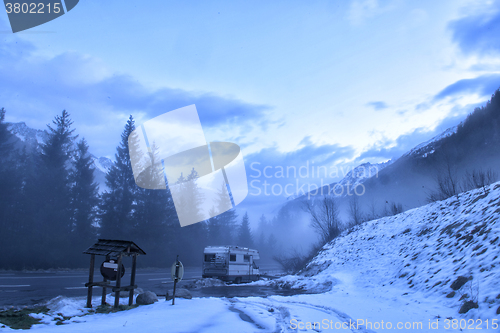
(205, 254, 215, 262)
(230, 254, 236, 261)
(244, 255, 250, 262)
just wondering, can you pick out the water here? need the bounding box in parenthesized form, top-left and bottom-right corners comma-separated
(188, 285, 306, 298)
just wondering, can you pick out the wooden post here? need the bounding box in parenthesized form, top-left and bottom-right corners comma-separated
(114, 254, 123, 308)
(101, 255, 109, 306)
(86, 254, 95, 308)
(172, 255, 179, 305)
(129, 254, 137, 306)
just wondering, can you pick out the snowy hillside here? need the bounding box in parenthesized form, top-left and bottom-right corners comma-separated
(281, 182, 500, 320)
(403, 125, 458, 158)
(329, 160, 392, 193)
(7, 122, 48, 151)
(91, 155, 113, 174)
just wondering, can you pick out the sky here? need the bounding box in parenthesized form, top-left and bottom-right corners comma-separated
(1, 0, 500, 219)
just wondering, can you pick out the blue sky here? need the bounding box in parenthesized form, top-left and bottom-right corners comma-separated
(1, 0, 500, 217)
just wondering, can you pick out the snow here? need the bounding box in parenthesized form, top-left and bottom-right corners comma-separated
(404, 125, 458, 158)
(2, 183, 500, 332)
(91, 156, 113, 174)
(337, 161, 392, 187)
(7, 122, 48, 148)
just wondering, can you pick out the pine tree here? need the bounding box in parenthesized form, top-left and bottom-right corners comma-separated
(35, 110, 78, 267)
(0, 108, 14, 157)
(0, 108, 14, 227)
(0, 108, 24, 268)
(70, 138, 99, 253)
(238, 212, 253, 247)
(133, 142, 177, 265)
(99, 116, 138, 239)
(170, 167, 205, 226)
(207, 181, 237, 245)
(256, 214, 268, 250)
(267, 233, 278, 257)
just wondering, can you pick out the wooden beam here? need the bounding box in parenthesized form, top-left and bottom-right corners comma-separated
(86, 254, 95, 308)
(112, 285, 138, 292)
(114, 254, 123, 308)
(102, 254, 109, 306)
(128, 254, 137, 306)
(85, 281, 111, 288)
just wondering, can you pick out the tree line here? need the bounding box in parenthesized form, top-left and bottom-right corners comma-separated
(426, 89, 500, 202)
(0, 109, 255, 269)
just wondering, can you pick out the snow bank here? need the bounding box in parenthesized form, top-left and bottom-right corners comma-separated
(291, 182, 500, 320)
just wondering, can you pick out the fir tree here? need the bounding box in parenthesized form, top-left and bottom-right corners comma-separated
(133, 142, 177, 265)
(170, 167, 205, 226)
(36, 110, 78, 267)
(0, 108, 24, 268)
(207, 181, 237, 245)
(70, 138, 99, 251)
(256, 214, 268, 250)
(238, 212, 253, 247)
(99, 116, 138, 239)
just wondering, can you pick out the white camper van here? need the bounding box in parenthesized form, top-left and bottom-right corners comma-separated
(202, 246, 260, 283)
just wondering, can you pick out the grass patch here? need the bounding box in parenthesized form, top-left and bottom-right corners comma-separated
(0, 306, 49, 330)
(93, 303, 138, 314)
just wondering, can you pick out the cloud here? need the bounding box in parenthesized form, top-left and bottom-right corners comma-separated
(0, 26, 270, 158)
(449, 2, 500, 56)
(348, 0, 380, 25)
(433, 74, 500, 101)
(357, 102, 480, 162)
(239, 140, 355, 213)
(246, 142, 355, 174)
(366, 101, 388, 110)
(357, 127, 435, 161)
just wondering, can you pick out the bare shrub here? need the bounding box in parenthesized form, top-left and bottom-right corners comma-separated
(461, 168, 498, 194)
(302, 196, 343, 245)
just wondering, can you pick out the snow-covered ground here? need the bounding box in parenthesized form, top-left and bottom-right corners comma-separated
(2, 183, 500, 332)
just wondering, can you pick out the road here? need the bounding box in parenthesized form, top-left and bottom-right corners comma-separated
(0, 264, 285, 308)
(0, 268, 199, 308)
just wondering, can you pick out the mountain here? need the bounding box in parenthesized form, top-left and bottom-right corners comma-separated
(288, 124, 459, 205)
(286, 160, 392, 202)
(287, 89, 500, 221)
(403, 125, 458, 159)
(329, 160, 392, 193)
(7, 122, 112, 192)
(7, 121, 48, 152)
(276, 181, 500, 318)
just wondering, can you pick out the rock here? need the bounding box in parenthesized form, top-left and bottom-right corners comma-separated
(450, 276, 470, 291)
(166, 288, 192, 300)
(459, 301, 478, 314)
(136, 291, 158, 305)
(446, 291, 456, 298)
(497, 305, 500, 315)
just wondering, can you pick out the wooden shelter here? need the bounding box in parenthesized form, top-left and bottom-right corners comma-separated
(83, 239, 146, 308)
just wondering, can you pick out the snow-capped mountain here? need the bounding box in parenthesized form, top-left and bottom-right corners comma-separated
(91, 155, 113, 174)
(404, 125, 458, 158)
(7, 122, 49, 152)
(286, 160, 392, 201)
(331, 160, 392, 191)
(7, 122, 113, 191)
(286, 123, 462, 206)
